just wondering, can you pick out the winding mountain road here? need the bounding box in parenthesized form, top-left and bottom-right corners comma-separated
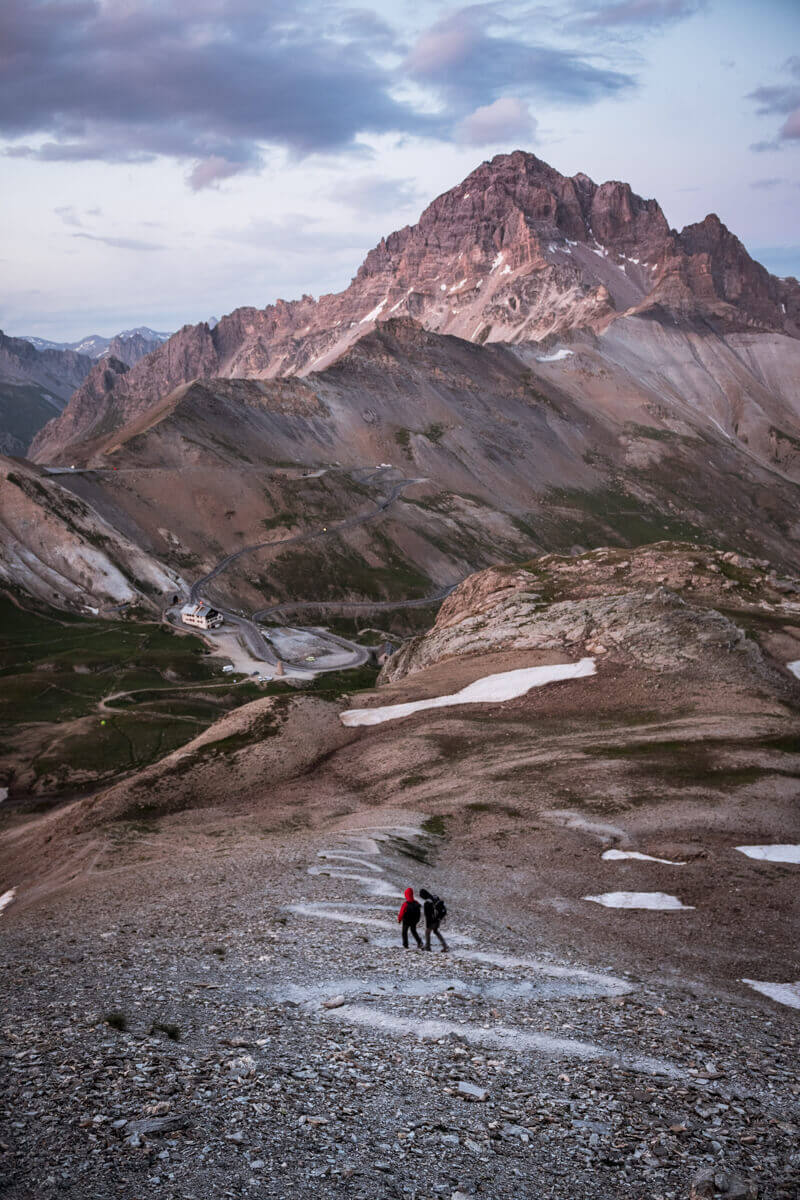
(188, 478, 417, 604)
(184, 474, 445, 676)
(251, 585, 456, 623)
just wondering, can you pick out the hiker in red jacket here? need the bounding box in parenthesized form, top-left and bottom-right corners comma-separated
(397, 887, 422, 949)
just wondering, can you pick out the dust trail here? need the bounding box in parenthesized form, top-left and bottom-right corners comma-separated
(323, 1005, 682, 1078)
(316, 853, 384, 871)
(447, 948, 633, 995)
(305, 868, 401, 897)
(289, 903, 396, 931)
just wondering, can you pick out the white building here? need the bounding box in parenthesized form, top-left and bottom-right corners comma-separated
(180, 601, 223, 630)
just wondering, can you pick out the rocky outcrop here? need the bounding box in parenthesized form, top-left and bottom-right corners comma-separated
(30, 151, 800, 464)
(638, 214, 800, 333)
(379, 545, 795, 686)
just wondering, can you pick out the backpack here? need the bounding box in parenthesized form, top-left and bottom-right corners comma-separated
(430, 896, 447, 923)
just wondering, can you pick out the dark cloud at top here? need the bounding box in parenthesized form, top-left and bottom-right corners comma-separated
(0, 1, 638, 188)
(0, 0, 438, 186)
(747, 56, 800, 149)
(405, 7, 633, 110)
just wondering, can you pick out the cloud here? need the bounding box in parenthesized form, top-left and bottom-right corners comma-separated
(73, 232, 164, 252)
(573, 0, 706, 28)
(331, 175, 421, 214)
(0, 0, 437, 187)
(747, 56, 800, 149)
(54, 205, 83, 228)
(750, 177, 787, 190)
(215, 214, 368, 257)
(458, 97, 537, 146)
(54, 204, 102, 228)
(188, 156, 253, 192)
(404, 8, 633, 112)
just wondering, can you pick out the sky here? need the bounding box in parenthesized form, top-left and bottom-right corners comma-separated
(1, 0, 798, 341)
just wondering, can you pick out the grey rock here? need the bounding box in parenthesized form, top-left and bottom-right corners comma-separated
(125, 1115, 189, 1136)
(457, 1082, 489, 1102)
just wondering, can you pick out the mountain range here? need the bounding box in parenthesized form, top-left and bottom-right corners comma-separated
(18, 326, 172, 361)
(0, 327, 174, 456)
(3, 151, 800, 614)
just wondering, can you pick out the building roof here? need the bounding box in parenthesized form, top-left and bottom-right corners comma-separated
(181, 601, 218, 618)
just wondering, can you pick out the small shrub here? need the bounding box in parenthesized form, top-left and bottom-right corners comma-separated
(104, 1010, 127, 1031)
(151, 1021, 181, 1041)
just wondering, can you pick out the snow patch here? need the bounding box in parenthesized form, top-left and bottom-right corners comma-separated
(0, 787, 7, 804)
(584, 892, 694, 910)
(602, 849, 686, 865)
(735, 844, 800, 864)
(708, 415, 734, 441)
(787, 661, 800, 680)
(501, 264, 512, 275)
(449, 279, 467, 293)
(0, 888, 16, 916)
(490, 252, 504, 273)
(360, 299, 387, 324)
(741, 979, 800, 1009)
(536, 349, 573, 363)
(341, 659, 596, 727)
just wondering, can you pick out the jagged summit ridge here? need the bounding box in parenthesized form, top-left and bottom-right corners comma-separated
(31, 150, 800, 462)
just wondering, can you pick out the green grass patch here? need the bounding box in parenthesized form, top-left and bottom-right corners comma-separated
(423, 423, 445, 443)
(394, 428, 413, 460)
(539, 486, 707, 553)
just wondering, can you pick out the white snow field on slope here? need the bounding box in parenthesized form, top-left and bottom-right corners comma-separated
(340, 658, 596, 726)
(0, 889, 16, 916)
(787, 661, 800, 680)
(601, 849, 686, 865)
(735, 845, 800, 864)
(536, 348, 573, 363)
(583, 892, 694, 910)
(741, 979, 800, 1010)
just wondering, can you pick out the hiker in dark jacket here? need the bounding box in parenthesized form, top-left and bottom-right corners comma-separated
(419, 888, 448, 952)
(397, 887, 422, 949)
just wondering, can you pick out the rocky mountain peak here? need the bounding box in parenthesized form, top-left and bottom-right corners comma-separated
(30, 151, 800, 463)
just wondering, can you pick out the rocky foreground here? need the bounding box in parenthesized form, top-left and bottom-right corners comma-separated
(2, 542, 799, 1199)
(1, 809, 798, 1200)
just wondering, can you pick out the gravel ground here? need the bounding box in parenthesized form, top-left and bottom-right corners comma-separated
(1, 816, 798, 1200)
